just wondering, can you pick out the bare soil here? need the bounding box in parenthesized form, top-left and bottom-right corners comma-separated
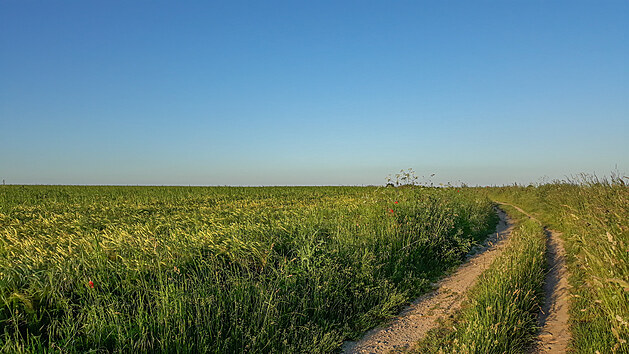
(342, 208, 514, 353)
(534, 228, 571, 352)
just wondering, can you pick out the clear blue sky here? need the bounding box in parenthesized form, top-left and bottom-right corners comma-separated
(1, 1, 627, 186)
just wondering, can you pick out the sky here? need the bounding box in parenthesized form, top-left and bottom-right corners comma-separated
(1, 1, 628, 186)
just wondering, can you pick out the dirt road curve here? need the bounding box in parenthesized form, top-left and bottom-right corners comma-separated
(342, 208, 514, 353)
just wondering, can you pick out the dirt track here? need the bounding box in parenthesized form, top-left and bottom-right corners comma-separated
(499, 203, 571, 353)
(343, 204, 572, 353)
(342, 208, 514, 353)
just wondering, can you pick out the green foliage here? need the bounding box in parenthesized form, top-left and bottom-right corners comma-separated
(414, 212, 547, 353)
(487, 175, 629, 353)
(0, 186, 497, 353)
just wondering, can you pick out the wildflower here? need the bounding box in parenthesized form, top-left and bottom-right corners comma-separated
(88, 280, 94, 289)
(389, 209, 394, 213)
(394, 201, 398, 204)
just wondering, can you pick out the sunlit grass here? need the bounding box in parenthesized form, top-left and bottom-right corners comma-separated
(487, 175, 629, 353)
(413, 206, 547, 353)
(0, 186, 497, 352)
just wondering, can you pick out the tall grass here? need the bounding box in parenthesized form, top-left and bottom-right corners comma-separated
(487, 175, 629, 353)
(0, 186, 497, 352)
(413, 207, 547, 353)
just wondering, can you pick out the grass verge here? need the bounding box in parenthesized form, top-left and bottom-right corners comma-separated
(413, 205, 546, 353)
(487, 175, 628, 353)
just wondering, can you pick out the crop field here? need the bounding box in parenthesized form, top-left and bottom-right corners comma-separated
(3, 0, 627, 352)
(0, 186, 497, 353)
(1, 179, 626, 353)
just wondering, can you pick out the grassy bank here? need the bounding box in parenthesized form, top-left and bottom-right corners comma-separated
(413, 205, 547, 353)
(0, 186, 497, 353)
(487, 176, 629, 353)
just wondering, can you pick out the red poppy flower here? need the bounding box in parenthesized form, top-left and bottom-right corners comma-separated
(89, 280, 94, 288)
(394, 201, 398, 204)
(389, 209, 394, 213)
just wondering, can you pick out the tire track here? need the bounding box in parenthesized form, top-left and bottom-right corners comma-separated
(496, 202, 572, 353)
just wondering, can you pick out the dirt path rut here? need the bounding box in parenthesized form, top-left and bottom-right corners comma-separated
(535, 228, 571, 352)
(342, 208, 514, 353)
(497, 203, 572, 353)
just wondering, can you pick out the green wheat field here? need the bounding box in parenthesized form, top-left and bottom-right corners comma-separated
(0, 178, 627, 353)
